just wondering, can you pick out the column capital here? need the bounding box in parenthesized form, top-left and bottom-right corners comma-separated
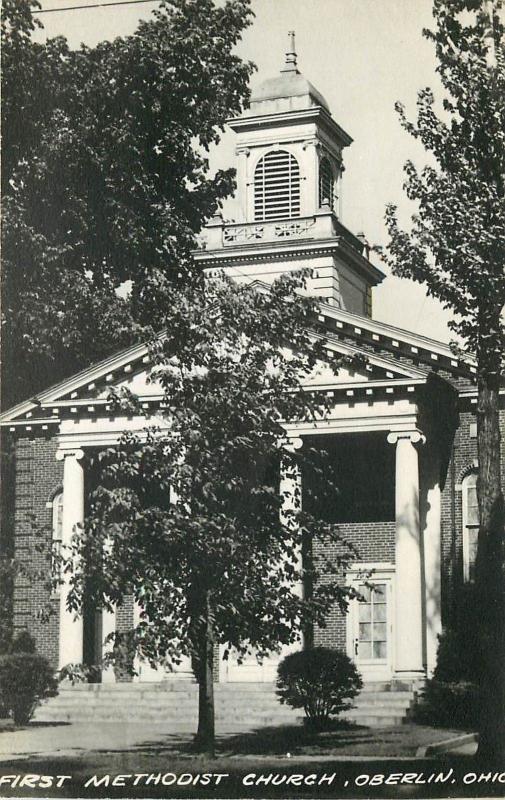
(387, 429, 426, 446)
(56, 448, 85, 462)
(282, 436, 303, 453)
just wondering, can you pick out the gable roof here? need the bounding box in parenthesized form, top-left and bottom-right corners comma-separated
(316, 302, 476, 382)
(0, 304, 473, 429)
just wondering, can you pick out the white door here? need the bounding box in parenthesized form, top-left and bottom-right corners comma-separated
(348, 577, 393, 682)
(221, 640, 301, 683)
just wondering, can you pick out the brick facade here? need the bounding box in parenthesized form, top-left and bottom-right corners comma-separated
(12, 435, 62, 667)
(6, 392, 505, 679)
(440, 406, 505, 635)
(314, 521, 395, 651)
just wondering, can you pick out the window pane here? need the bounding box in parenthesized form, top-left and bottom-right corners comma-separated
(467, 504, 479, 525)
(359, 603, 371, 622)
(374, 603, 387, 622)
(373, 622, 387, 642)
(53, 492, 63, 540)
(359, 623, 371, 641)
(373, 583, 386, 598)
(467, 528, 479, 580)
(359, 585, 371, 602)
(373, 641, 387, 659)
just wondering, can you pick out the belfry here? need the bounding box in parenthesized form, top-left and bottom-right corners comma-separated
(196, 33, 383, 314)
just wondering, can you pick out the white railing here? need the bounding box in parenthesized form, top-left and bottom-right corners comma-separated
(200, 212, 364, 253)
(222, 217, 317, 245)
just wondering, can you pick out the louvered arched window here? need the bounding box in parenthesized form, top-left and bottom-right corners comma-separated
(319, 156, 335, 210)
(254, 150, 300, 221)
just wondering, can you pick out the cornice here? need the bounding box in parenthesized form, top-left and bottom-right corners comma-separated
(194, 238, 384, 285)
(227, 106, 353, 147)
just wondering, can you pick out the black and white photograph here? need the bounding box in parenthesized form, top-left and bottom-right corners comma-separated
(0, 0, 504, 796)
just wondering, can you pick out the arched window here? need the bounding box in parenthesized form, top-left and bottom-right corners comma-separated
(52, 491, 63, 589)
(254, 150, 300, 221)
(462, 472, 479, 582)
(319, 156, 335, 210)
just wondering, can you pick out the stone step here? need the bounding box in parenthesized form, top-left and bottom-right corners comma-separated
(34, 682, 415, 728)
(40, 693, 412, 709)
(37, 708, 299, 721)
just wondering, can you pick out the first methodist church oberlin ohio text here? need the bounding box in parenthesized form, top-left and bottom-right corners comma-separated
(2, 767, 503, 790)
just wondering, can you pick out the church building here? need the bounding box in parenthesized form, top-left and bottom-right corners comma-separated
(1, 39, 502, 709)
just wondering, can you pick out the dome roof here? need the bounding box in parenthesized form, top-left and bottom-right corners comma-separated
(250, 71, 329, 112)
(246, 33, 330, 116)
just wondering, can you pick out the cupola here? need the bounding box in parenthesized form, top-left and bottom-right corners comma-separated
(246, 32, 330, 116)
(194, 34, 384, 317)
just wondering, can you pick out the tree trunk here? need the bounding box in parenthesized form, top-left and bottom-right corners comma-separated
(193, 592, 216, 757)
(475, 368, 505, 765)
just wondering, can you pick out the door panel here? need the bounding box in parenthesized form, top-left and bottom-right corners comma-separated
(348, 577, 393, 681)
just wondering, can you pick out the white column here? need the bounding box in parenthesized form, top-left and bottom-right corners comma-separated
(387, 430, 425, 677)
(56, 448, 85, 669)
(101, 606, 116, 683)
(280, 437, 303, 529)
(422, 447, 442, 677)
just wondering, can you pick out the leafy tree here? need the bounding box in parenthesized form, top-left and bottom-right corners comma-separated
(383, 0, 505, 765)
(1, 0, 254, 408)
(67, 274, 359, 754)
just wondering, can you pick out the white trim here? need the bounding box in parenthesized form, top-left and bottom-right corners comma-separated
(346, 563, 395, 682)
(318, 301, 476, 367)
(462, 471, 479, 582)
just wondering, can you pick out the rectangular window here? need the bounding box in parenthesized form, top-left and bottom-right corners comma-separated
(357, 583, 388, 661)
(463, 472, 479, 582)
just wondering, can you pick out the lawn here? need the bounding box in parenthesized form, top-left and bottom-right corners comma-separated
(0, 721, 486, 800)
(217, 721, 468, 758)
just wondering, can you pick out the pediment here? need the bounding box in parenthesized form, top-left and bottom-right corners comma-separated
(1, 303, 468, 429)
(303, 333, 429, 389)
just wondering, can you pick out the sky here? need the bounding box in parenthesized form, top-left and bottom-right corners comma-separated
(33, 0, 455, 343)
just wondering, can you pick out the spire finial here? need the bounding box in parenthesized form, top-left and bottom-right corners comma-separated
(281, 30, 298, 73)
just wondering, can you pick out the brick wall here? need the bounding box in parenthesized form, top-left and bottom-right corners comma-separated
(114, 595, 135, 682)
(314, 520, 395, 651)
(12, 434, 62, 667)
(440, 405, 505, 634)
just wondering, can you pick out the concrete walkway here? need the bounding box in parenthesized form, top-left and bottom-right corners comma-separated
(0, 722, 196, 763)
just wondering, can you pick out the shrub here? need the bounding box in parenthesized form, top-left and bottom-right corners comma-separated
(10, 630, 36, 654)
(277, 647, 362, 727)
(0, 653, 58, 725)
(414, 679, 480, 729)
(413, 629, 480, 729)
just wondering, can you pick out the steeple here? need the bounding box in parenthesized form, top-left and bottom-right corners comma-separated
(247, 32, 330, 114)
(281, 31, 298, 73)
(194, 35, 385, 316)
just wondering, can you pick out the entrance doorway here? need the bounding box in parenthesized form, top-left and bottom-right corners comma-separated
(347, 570, 394, 682)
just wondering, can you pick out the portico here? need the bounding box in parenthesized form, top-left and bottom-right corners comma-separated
(47, 352, 443, 685)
